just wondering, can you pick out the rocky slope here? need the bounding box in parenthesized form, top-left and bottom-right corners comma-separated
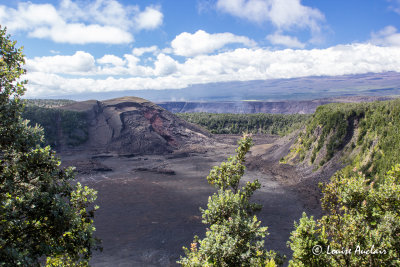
(245, 98, 400, 209)
(60, 96, 211, 154)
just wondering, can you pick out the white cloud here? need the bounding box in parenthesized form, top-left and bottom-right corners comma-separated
(171, 30, 257, 57)
(0, 3, 63, 31)
(266, 32, 305, 48)
(134, 6, 163, 30)
(26, 51, 96, 74)
(217, 0, 270, 24)
(24, 43, 400, 98)
(0, 0, 163, 44)
(30, 23, 133, 44)
(216, 0, 324, 43)
(122, 54, 154, 76)
(154, 54, 178, 76)
(216, 0, 324, 29)
(132, 46, 159, 56)
(370, 26, 400, 47)
(97, 55, 125, 66)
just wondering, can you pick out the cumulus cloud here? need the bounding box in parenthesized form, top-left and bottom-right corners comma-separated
(266, 32, 305, 48)
(26, 51, 96, 74)
(30, 24, 133, 44)
(171, 30, 256, 57)
(24, 43, 400, 98)
(132, 46, 159, 56)
(0, 0, 163, 44)
(216, 0, 324, 30)
(134, 6, 163, 30)
(216, 0, 325, 45)
(97, 55, 125, 66)
(370, 26, 400, 47)
(154, 54, 178, 76)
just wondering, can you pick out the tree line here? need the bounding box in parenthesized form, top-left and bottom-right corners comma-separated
(178, 112, 311, 136)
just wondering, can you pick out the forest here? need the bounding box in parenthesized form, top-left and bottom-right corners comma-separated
(177, 112, 310, 136)
(22, 105, 88, 148)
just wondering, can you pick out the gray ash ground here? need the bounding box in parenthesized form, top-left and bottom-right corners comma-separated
(60, 134, 321, 266)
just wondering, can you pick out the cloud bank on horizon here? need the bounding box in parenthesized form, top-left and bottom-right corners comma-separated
(0, 0, 400, 98)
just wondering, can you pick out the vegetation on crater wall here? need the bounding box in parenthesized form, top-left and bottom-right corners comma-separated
(177, 112, 311, 136)
(22, 106, 89, 148)
(287, 98, 400, 180)
(284, 99, 400, 266)
(23, 99, 76, 108)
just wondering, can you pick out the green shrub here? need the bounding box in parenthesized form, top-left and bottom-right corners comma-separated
(288, 164, 400, 266)
(178, 135, 281, 266)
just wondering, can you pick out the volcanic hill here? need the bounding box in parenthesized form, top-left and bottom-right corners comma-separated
(60, 96, 211, 154)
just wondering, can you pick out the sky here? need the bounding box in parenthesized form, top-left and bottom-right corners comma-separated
(1, 0, 400, 98)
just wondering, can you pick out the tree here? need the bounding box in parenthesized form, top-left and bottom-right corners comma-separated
(178, 135, 280, 266)
(0, 26, 100, 265)
(287, 165, 400, 266)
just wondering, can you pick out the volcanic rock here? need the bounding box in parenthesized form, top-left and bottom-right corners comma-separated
(60, 96, 210, 154)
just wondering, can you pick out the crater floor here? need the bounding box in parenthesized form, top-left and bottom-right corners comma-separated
(60, 135, 321, 266)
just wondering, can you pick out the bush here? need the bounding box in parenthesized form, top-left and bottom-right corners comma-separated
(288, 165, 400, 266)
(0, 26, 99, 266)
(178, 135, 281, 266)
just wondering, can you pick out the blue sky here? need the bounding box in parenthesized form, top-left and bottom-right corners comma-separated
(1, 0, 400, 98)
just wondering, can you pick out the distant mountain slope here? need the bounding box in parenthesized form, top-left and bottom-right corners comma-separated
(43, 72, 400, 102)
(158, 96, 393, 114)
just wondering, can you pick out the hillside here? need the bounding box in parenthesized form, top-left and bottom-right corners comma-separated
(284, 98, 400, 181)
(22, 106, 89, 148)
(23, 97, 211, 154)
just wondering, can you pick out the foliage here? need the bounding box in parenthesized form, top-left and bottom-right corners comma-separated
(287, 164, 400, 266)
(0, 26, 99, 266)
(287, 99, 400, 179)
(178, 135, 281, 266)
(178, 113, 310, 136)
(23, 99, 76, 108)
(22, 106, 88, 148)
(292, 102, 366, 164)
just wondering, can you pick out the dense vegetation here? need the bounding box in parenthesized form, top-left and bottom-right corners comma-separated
(22, 106, 89, 148)
(288, 165, 400, 266)
(286, 99, 400, 179)
(177, 113, 311, 136)
(0, 27, 99, 265)
(179, 135, 280, 266)
(284, 99, 400, 265)
(23, 98, 75, 108)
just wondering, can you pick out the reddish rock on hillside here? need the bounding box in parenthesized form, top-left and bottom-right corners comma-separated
(60, 96, 211, 154)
